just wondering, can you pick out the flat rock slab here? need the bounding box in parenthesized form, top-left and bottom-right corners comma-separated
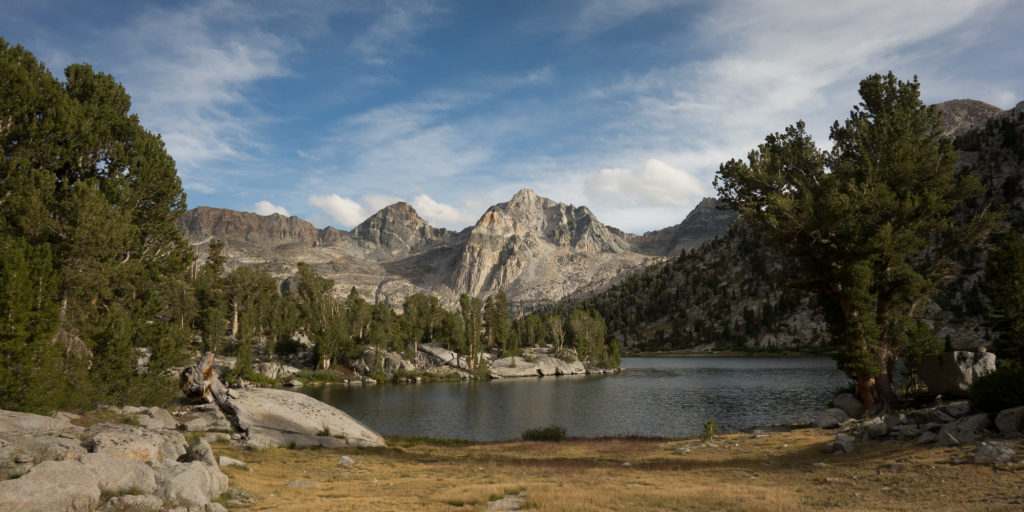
(0, 409, 81, 434)
(88, 423, 187, 464)
(0, 459, 101, 512)
(221, 387, 386, 448)
(490, 355, 586, 378)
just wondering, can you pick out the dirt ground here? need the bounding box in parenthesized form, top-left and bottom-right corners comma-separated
(215, 429, 1024, 511)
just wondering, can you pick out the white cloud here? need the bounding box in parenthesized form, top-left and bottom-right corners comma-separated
(308, 194, 368, 227)
(584, 159, 705, 208)
(252, 200, 290, 217)
(411, 194, 477, 229)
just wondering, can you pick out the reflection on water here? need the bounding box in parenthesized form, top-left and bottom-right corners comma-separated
(298, 356, 851, 441)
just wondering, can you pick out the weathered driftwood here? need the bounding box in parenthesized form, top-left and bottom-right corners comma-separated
(179, 353, 227, 404)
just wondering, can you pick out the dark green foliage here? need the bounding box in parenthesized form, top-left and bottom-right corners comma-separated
(1, 39, 192, 411)
(521, 425, 567, 442)
(289, 263, 355, 369)
(484, 291, 513, 356)
(982, 231, 1024, 362)
(0, 239, 62, 413)
(969, 361, 1024, 413)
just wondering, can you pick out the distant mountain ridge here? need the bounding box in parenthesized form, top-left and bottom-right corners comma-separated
(177, 190, 733, 311)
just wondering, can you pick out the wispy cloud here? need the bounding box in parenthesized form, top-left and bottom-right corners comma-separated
(348, 0, 447, 65)
(99, 2, 294, 192)
(569, 0, 690, 37)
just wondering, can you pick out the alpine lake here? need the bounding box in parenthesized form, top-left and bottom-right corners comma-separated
(298, 356, 851, 441)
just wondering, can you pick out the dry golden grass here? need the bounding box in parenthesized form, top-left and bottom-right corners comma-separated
(216, 430, 1024, 511)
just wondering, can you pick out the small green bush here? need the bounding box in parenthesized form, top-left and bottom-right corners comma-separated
(970, 361, 1024, 412)
(700, 419, 718, 443)
(521, 425, 566, 442)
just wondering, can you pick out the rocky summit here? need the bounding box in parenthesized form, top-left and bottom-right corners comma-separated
(177, 190, 731, 311)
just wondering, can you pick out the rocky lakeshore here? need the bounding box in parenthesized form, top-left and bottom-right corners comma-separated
(241, 337, 618, 385)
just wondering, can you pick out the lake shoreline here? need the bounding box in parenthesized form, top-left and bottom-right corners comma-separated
(625, 349, 834, 357)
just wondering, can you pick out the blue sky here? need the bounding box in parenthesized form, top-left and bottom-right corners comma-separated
(3, 1, 1022, 233)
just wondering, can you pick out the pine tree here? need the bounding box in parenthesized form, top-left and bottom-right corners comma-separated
(715, 73, 998, 412)
(1, 40, 193, 409)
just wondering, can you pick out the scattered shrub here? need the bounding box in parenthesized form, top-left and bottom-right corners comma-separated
(700, 419, 718, 443)
(970, 361, 1024, 412)
(521, 425, 566, 442)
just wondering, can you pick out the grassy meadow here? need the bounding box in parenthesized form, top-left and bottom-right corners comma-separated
(215, 429, 1023, 511)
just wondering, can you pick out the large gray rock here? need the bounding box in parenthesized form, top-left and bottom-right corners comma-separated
(153, 461, 229, 508)
(815, 408, 849, 429)
(832, 393, 864, 419)
(489, 354, 587, 378)
(88, 424, 187, 464)
(352, 347, 415, 377)
(975, 440, 1015, 464)
(122, 406, 177, 430)
(919, 351, 996, 397)
(0, 431, 88, 479)
(862, 417, 888, 439)
(0, 460, 101, 512)
(219, 387, 386, 448)
(252, 361, 301, 380)
(909, 407, 956, 426)
(418, 343, 468, 369)
(185, 438, 217, 467)
(78, 453, 158, 495)
(995, 406, 1024, 434)
(940, 401, 971, 419)
(0, 409, 81, 434)
(937, 413, 992, 446)
(179, 404, 233, 432)
(825, 434, 855, 454)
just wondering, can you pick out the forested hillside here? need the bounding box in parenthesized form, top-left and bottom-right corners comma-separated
(578, 97, 1024, 355)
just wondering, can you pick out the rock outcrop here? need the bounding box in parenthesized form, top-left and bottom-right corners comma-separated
(631, 198, 738, 257)
(489, 353, 587, 378)
(351, 202, 455, 259)
(919, 351, 997, 397)
(0, 408, 230, 511)
(934, 99, 1006, 137)
(220, 387, 387, 449)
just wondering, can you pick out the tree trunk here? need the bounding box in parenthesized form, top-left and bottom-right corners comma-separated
(857, 375, 876, 413)
(231, 301, 239, 339)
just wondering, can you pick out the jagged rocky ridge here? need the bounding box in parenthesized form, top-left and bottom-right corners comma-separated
(573, 99, 1024, 352)
(178, 189, 732, 312)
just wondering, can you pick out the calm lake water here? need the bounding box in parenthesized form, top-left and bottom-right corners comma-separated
(298, 356, 851, 441)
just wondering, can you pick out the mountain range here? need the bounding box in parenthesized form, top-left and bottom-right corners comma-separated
(177, 189, 736, 312)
